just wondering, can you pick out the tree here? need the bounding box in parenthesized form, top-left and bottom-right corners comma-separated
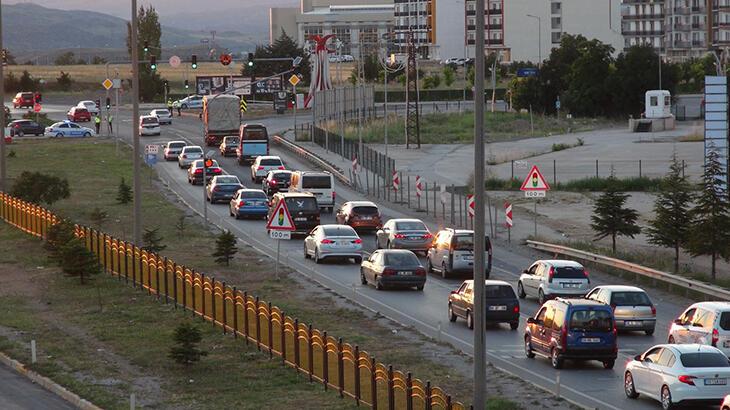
(56, 71, 73, 91)
(686, 149, 730, 279)
(142, 227, 166, 254)
(563, 39, 614, 117)
(116, 178, 132, 204)
(646, 154, 693, 273)
(442, 66, 455, 87)
(54, 51, 76, 66)
(175, 215, 187, 236)
(247, 31, 311, 84)
(590, 176, 641, 253)
(58, 238, 100, 284)
(18, 71, 39, 91)
(44, 219, 76, 263)
(126, 5, 166, 102)
(168, 322, 207, 366)
(89, 207, 108, 229)
(213, 230, 237, 266)
(3, 49, 17, 65)
(10, 171, 70, 205)
(4, 72, 18, 92)
(91, 56, 107, 65)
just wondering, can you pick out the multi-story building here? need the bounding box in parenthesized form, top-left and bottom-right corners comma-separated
(621, 0, 665, 52)
(393, 0, 434, 57)
(712, 0, 730, 47)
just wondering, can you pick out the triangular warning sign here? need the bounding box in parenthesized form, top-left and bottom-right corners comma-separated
(520, 165, 551, 191)
(266, 199, 296, 231)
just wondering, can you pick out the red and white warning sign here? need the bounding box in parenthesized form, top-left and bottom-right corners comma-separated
(352, 156, 359, 173)
(505, 202, 513, 228)
(520, 165, 550, 198)
(415, 176, 423, 197)
(266, 199, 296, 232)
(392, 171, 400, 191)
(467, 194, 475, 218)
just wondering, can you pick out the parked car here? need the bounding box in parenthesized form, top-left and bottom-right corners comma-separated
(177, 145, 203, 168)
(426, 228, 492, 279)
(289, 171, 335, 212)
(67, 106, 91, 122)
(375, 218, 432, 253)
(219, 136, 239, 157)
(624, 344, 730, 410)
(517, 260, 590, 305)
(524, 298, 617, 369)
(139, 115, 161, 136)
(150, 108, 172, 125)
(77, 100, 100, 115)
(12, 92, 34, 109)
(172, 95, 204, 109)
(263, 170, 293, 196)
(341, 54, 354, 62)
(336, 201, 381, 231)
(585, 285, 656, 335)
(163, 141, 186, 161)
(44, 121, 94, 138)
(668, 302, 730, 357)
(303, 224, 362, 264)
(9, 119, 44, 136)
(442, 57, 462, 65)
(448, 280, 519, 330)
(268, 192, 320, 235)
(206, 175, 243, 204)
(229, 188, 269, 219)
(251, 155, 284, 183)
(360, 249, 426, 291)
(187, 159, 222, 185)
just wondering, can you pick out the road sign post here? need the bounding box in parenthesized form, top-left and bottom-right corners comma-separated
(266, 199, 296, 279)
(520, 165, 550, 237)
(505, 202, 513, 243)
(415, 175, 422, 209)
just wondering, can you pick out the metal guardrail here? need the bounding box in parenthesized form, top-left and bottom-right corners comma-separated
(272, 135, 351, 186)
(526, 240, 730, 301)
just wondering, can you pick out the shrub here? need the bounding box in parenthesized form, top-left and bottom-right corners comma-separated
(168, 322, 207, 366)
(10, 171, 70, 205)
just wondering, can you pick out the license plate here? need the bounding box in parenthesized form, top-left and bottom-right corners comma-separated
(562, 283, 579, 288)
(704, 378, 727, 385)
(408, 236, 420, 240)
(294, 217, 307, 221)
(625, 321, 642, 326)
(362, 216, 372, 220)
(488, 306, 507, 311)
(398, 271, 413, 276)
(582, 337, 600, 343)
(463, 255, 473, 260)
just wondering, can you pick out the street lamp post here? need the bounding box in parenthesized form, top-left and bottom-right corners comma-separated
(131, 0, 142, 245)
(526, 14, 542, 65)
(0, 0, 5, 193)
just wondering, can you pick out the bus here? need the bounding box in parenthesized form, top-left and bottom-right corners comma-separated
(237, 123, 269, 165)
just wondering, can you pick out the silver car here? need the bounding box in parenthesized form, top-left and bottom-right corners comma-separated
(517, 260, 590, 305)
(426, 228, 492, 279)
(585, 285, 656, 335)
(150, 108, 173, 125)
(178, 145, 204, 169)
(303, 224, 363, 264)
(375, 218, 432, 253)
(164, 140, 186, 161)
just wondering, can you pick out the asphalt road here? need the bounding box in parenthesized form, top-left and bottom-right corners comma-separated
(35, 104, 707, 410)
(0, 364, 76, 410)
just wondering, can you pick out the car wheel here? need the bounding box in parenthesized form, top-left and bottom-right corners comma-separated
(360, 272, 367, 285)
(517, 281, 526, 299)
(375, 277, 384, 290)
(510, 321, 518, 330)
(441, 262, 448, 279)
(448, 304, 457, 322)
(645, 328, 655, 336)
(667, 335, 675, 344)
(524, 336, 535, 358)
(550, 348, 563, 369)
(353, 256, 362, 264)
(181, 104, 188, 109)
(84, 132, 91, 137)
(661, 385, 674, 410)
(314, 249, 322, 264)
(538, 289, 546, 305)
(466, 311, 474, 330)
(624, 372, 639, 399)
(55, 133, 63, 138)
(426, 258, 434, 273)
(603, 359, 615, 369)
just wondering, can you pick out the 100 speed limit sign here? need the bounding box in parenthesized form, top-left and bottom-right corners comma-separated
(269, 230, 291, 240)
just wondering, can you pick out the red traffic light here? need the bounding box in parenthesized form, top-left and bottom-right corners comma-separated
(219, 53, 232, 66)
(34, 93, 42, 103)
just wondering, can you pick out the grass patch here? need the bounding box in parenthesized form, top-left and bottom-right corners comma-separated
(485, 176, 662, 192)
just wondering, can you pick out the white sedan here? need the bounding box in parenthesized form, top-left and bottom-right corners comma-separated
(172, 95, 203, 109)
(150, 108, 172, 125)
(624, 344, 730, 410)
(303, 224, 362, 264)
(45, 121, 94, 138)
(77, 100, 100, 115)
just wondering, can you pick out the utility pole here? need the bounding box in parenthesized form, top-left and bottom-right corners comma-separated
(473, 0, 487, 410)
(131, 0, 142, 245)
(0, 0, 5, 193)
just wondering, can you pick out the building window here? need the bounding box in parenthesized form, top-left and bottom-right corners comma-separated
(304, 26, 323, 40)
(332, 27, 351, 53)
(551, 31, 562, 43)
(551, 17, 561, 29)
(551, 2, 562, 14)
(360, 27, 378, 47)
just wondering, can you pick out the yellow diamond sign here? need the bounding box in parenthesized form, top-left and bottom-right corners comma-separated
(102, 78, 113, 90)
(288, 74, 300, 87)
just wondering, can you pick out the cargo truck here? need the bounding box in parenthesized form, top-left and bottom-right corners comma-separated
(203, 94, 241, 146)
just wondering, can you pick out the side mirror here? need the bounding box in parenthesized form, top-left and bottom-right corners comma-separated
(673, 318, 683, 325)
(382, 227, 390, 232)
(450, 290, 458, 295)
(634, 354, 642, 361)
(526, 317, 536, 324)
(522, 269, 529, 274)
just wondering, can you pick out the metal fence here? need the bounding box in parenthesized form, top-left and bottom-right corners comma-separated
(312, 126, 396, 180)
(313, 86, 375, 123)
(0, 192, 466, 410)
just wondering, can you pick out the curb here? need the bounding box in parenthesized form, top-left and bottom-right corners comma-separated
(0, 351, 103, 410)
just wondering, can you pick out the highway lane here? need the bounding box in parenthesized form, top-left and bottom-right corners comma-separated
(106, 110, 700, 410)
(0, 364, 76, 410)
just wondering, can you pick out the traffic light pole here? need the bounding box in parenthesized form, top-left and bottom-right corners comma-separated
(131, 0, 142, 245)
(0, 1, 5, 193)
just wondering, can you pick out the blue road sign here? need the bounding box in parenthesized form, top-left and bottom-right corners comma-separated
(517, 68, 539, 78)
(145, 153, 157, 166)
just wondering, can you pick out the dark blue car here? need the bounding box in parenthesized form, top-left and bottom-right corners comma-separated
(525, 298, 617, 369)
(229, 189, 269, 219)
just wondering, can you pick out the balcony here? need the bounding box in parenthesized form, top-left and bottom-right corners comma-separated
(621, 29, 664, 36)
(621, 13, 664, 20)
(487, 8, 502, 15)
(672, 40, 692, 48)
(673, 6, 691, 15)
(691, 6, 707, 13)
(669, 22, 692, 31)
(691, 23, 706, 30)
(466, 39, 504, 46)
(621, 0, 655, 3)
(692, 40, 706, 47)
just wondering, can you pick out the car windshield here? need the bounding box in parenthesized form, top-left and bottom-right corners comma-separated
(553, 265, 586, 279)
(285, 197, 318, 212)
(485, 285, 516, 299)
(169, 142, 186, 149)
(395, 221, 427, 231)
(302, 175, 332, 189)
(680, 352, 730, 368)
(610, 291, 652, 306)
(352, 206, 378, 215)
(322, 226, 357, 237)
(241, 191, 267, 199)
(721, 312, 730, 331)
(384, 252, 420, 266)
(216, 177, 240, 184)
(142, 117, 158, 124)
(569, 309, 613, 332)
(453, 235, 474, 251)
(260, 158, 282, 166)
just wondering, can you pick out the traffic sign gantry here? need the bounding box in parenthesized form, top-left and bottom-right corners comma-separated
(520, 165, 550, 198)
(266, 199, 296, 232)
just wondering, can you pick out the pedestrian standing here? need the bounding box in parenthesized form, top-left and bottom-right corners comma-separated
(107, 113, 113, 134)
(167, 98, 173, 113)
(94, 114, 101, 135)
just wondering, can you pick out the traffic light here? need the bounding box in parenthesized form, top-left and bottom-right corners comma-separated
(247, 52, 254, 68)
(1, 49, 7, 65)
(163, 80, 169, 93)
(150, 55, 157, 70)
(191, 54, 198, 69)
(143, 41, 149, 53)
(95, 99, 101, 109)
(34, 93, 42, 103)
(105, 97, 111, 110)
(184, 80, 189, 89)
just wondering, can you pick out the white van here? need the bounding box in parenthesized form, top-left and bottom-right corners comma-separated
(290, 171, 335, 212)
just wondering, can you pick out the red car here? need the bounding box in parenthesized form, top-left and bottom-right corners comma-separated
(12, 92, 33, 109)
(67, 107, 91, 122)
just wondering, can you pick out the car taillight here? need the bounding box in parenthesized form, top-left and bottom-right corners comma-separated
(548, 266, 555, 283)
(560, 325, 567, 348)
(320, 239, 334, 244)
(610, 304, 616, 312)
(394, 233, 406, 239)
(382, 268, 396, 276)
(213, 186, 220, 192)
(415, 267, 426, 276)
(712, 328, 719, 347)
(352, 238, 362, 244)
(513, 305, 520, 313)
(213, 169, 222, 173)
(650, 305, 656, 316)
(194, 169, 202, 174)
(269, 180, 277, 186)
(678, 375, 696, 385)
(257, 166, 264, 170)
(422, 233, 433, 239)
(332, 191, 336, 200)
(238, 201, 246, 207)
(278, 166, 285, 170)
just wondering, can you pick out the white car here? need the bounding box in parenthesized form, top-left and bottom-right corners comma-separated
(139, 115, 160, 136)
(177, 145, 204, 169)
(303, 224, 362, 264)
(668, 301, 730, 357)
(341, 54, 354, 62)
(443, 57, 462, 65)
(77, 100, 100, 115)
(624, 344, 730, 410)
(163, 140, 186, 161)
(44, 121, 94, 138)
(172, 95, 203, 109)
(250, 155, 284, 183)
(150, 108, 172, 125)
(517, 259, 590, 305)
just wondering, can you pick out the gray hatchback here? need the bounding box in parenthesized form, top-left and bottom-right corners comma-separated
(426, 228, 492, 279)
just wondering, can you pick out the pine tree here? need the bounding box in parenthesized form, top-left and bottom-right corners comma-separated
(44, 219, 76, 263)
(168, 322, 207, 366)
(117, 178, 132, 204)
(212, 230, 238, 266)
(646, 154, 694, 273)
(142, 227, 166, 254)
(686, 149, 730, 279)
(89, 207, 108, 229)
(590, 175, 641, 253)
(58, 238, 100, 284)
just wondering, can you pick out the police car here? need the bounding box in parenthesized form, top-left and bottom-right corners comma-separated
(44, 121, 95, 138)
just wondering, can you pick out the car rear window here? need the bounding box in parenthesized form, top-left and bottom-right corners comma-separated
(185, 147, 203, 153)
(720, 312, 730, 331)
(217, 184, 241, 191)
(302, 175, 332, 189)
(680, 352, 730, 368)
(261, 158, 282, 166)
(395, 221, 427, 231)
(610, 292, 652, 306)
(169, 142, 186, 149)
(241, 191, 267, 199)
(225, 137, 239, 145)
(453, 235, 474, 251)
(384, 252, 420, 266)
(142, 117, 158, 124)
(322, 226, 357, 237)
(569, 309, 613, 332)
(285, 197, 318, 212)
(553, 265, 586, 279)
(156, 109, 170, 115)
(272, 173, 291, 181)
(76, 108, 89, 113)
(485, 285, 516, 299)
(21, 93, 32, 99)
(352, 206, 378, 215)
(216, 177, 239, 184)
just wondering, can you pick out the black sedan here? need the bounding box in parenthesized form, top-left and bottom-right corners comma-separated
(262, 170, 293, 196)
(448, 280, 520, 330)
(360, 249, 426, 291)
(9, 119, 44, 136)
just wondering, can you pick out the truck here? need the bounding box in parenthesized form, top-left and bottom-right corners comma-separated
(237, 123, 269, 165)
(203, 94, 241, 146)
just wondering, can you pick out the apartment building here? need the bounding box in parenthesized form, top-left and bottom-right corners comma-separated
(393, 0, 434, 57)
